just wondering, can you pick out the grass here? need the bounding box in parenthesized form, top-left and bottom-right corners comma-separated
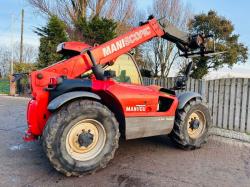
(0, 79, 10, 94)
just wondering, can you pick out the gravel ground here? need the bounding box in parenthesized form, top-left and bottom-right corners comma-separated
(0, 95, 250, 187)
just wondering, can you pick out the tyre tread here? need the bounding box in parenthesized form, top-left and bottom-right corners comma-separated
(43, 99, 120, 177)
(170, 98, 211, 150)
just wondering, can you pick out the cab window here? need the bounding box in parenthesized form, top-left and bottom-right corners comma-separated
(106, 54, 142, 85)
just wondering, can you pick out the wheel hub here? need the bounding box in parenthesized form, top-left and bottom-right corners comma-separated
(187, 110, 206, 139)
(78, 130, 94, 147)
(190, 118, 200, 130)
(66, 119, 106, 161)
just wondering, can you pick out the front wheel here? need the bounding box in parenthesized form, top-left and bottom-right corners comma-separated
(170, 98, 211, 150)
(42, 99, 120, 176)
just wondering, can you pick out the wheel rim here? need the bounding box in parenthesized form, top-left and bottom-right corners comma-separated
(66, 119, 106, 161)
(187, 110, 206, 139)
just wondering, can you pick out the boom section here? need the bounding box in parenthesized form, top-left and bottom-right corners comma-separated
(90, 18, 164, 66)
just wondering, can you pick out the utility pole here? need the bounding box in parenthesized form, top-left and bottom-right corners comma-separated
(19, 9, 24, 63)
(10, 14, 16, 96)
(10, 14, 14, 75)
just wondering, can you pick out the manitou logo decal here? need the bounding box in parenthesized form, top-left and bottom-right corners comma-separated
(126, 105, 146, 112)
(102, 27, 151, 57)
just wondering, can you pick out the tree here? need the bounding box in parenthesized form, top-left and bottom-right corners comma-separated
(188, 10, 248, 79)
(144, 0, 191, 77)
(0, 47, 11, 77)
(0, 43, 37, 77)
(27, 0, 136, 37)
(14, 62, 36, 73)
(35, 15, 68, 69)
(12, 42, 38, 64)
(75, 16, 117, 45)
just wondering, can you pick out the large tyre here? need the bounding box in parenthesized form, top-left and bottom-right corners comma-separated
(170, 98, 211, 150)
(43, 99, 120, 176)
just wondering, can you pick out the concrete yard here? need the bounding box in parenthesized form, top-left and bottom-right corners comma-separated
(0, 95, 250, 187)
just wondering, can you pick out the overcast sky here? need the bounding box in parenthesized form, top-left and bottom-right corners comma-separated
(0, 0, 249, 78)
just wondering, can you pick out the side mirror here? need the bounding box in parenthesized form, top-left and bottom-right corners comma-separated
(173, 61, 193, 90)
(175, 76, 187, 90)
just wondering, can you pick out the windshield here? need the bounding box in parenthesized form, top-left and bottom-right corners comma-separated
(82, 54, 142, 85)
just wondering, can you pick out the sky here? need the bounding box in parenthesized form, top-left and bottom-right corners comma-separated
(182, 0, 250, 78)
(138, 0, 250, 78)
(0, 0, 45, 47)
(0, 0, 250, 78)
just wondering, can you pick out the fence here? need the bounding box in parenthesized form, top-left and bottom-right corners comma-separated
(0, 79, 10, 94)
(143, 77, 250, 134)
(1, 76, 250, 134)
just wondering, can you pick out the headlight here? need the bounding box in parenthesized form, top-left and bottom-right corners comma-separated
(56, 43, 65, 53)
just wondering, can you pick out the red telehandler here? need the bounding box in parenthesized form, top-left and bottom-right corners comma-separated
(24, 16, 215, 176)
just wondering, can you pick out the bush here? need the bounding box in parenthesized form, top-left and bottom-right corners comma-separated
(0, 79, 9, 94)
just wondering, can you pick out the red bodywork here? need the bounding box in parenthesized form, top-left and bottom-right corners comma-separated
(25, 18, 178, 140)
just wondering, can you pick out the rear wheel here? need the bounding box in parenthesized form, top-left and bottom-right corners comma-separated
(43, 99, 119, 176)
(170, 98, 211, 150)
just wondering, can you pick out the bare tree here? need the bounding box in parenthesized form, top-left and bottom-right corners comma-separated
(0, 43, 38, 77)
(0, 47, 11, 77)
(145, 0, 191, 77)
(12, 42, 38, 63)
(27, 0, 136, 35)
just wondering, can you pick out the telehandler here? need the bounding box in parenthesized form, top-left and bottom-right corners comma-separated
(24, 16, 214, 176)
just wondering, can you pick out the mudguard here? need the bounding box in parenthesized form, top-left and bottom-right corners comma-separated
(48, 91, 101, 112)
(177, 91, 202, 109)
